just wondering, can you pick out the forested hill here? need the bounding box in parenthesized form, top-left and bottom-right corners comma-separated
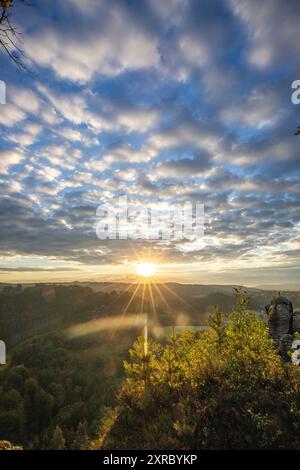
(0, 284, 141, 450)
(2, 283, 300, 345)
(0, 284, 140, 347)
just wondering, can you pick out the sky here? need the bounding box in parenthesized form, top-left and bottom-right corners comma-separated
(0, 0, 300, 287)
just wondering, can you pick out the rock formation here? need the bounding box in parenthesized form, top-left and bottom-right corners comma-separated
(293, 311, 300, 333)
(265, 294, 293, 345)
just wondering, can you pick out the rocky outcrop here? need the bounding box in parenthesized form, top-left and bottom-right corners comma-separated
(293, 311, 300, 333)
(0, 440, 22, 450)
(265, 295, 293, 345)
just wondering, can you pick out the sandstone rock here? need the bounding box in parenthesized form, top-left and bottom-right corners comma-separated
(279, 334, 294, 361)
(265, 295, 293, 345)
(293, 311, 300, 333)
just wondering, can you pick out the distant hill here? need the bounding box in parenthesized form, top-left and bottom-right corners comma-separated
(1, 281, 298, 346)
(70, 281, 300, 320)
(1, 283, 300, 340)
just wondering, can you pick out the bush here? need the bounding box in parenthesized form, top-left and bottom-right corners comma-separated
(101, 291, 300, 450)
(0, 440, 22, 450)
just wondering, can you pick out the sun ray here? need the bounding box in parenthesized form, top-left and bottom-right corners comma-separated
(151, 281, 179, 325)
(122, 281, 143, 315)
(108, 279, 143, 341)
(110, 274, 141, 306)
(141, 281, 146, 314)
(153, 276, 191, 307)
(151, 281, 171, 312)
(148, 282, 157, 320)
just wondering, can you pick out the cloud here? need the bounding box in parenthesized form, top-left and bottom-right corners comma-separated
(0, 0, 300, 284)
(221, 86, 286, 129)
(230, 0, 300, 68)
(0, 103, 26, 127)
(155, 151, 212, 178)
(0, 150, 24, 172)
(21, 1, 160, 82)
(36, 82, 160, 134)
(0, 266, 81, 272)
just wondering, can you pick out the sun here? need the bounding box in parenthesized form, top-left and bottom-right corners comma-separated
(136, 262, 156, 278)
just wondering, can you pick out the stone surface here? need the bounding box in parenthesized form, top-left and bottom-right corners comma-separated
(265, 295, 293, 345)
(279, 334, 294, 361)
(293, 312, 300, 333)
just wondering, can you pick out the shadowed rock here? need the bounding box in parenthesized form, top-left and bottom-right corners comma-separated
(265, 295, 293, 345)
(293, 311, 300, 333)
(279, 334, 294, 361)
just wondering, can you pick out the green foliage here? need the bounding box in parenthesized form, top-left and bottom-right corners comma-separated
(71, 421, 89, 450)
(101, 291, 300, 450)
(0, 284, 138, 347)
(0, 440, 23, 450)
(49, 426, 65, 450)
(0, 332, 130, 449)
(0, 284, 139, 449)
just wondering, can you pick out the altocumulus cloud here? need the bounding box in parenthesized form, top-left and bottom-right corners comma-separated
(0, 0, 299, 284)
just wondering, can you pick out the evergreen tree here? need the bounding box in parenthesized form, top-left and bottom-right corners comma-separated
(71, 421, 89, 450)
(49, 426, 65, 450)
(101, 291, 300, 450)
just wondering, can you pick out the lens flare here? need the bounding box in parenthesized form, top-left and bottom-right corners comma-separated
(136, 262, 156, 277)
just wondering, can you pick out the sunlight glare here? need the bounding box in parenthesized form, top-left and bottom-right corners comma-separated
(136, 262, 156, 277)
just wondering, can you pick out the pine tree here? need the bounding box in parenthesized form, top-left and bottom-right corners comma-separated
(49, 426, 65, 450)
(101, 291, 300, 450)
(71, 421, 89, 450)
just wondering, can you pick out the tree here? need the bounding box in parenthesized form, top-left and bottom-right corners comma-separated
(101, 291, 300, 450)
(71, 421, 89, 450)
(123, 336, 161, 391)
(49, 426, 65, 450)
(21, 378, 53, 440)
(0, 0, 30, 69)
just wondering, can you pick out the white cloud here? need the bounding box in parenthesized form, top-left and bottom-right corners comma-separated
(22, 6, 160, 82)
(10, 87, 40, 114)
(37, 83, 159, 133)
(7, 133, 36, 147)
(103, 144, 156, 165)
(179, 34, 209, 68)
(0, 149, 24, 172)
(221, 87, 284, 129)
(0, 103, 26, 127)
(56, 127, 83, 142)
(0, 87, 40, 128)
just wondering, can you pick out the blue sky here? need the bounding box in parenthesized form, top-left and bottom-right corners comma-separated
(0, 0, 300, 287)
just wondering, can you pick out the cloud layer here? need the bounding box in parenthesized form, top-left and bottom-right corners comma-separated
(0, 0, 299, 285)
